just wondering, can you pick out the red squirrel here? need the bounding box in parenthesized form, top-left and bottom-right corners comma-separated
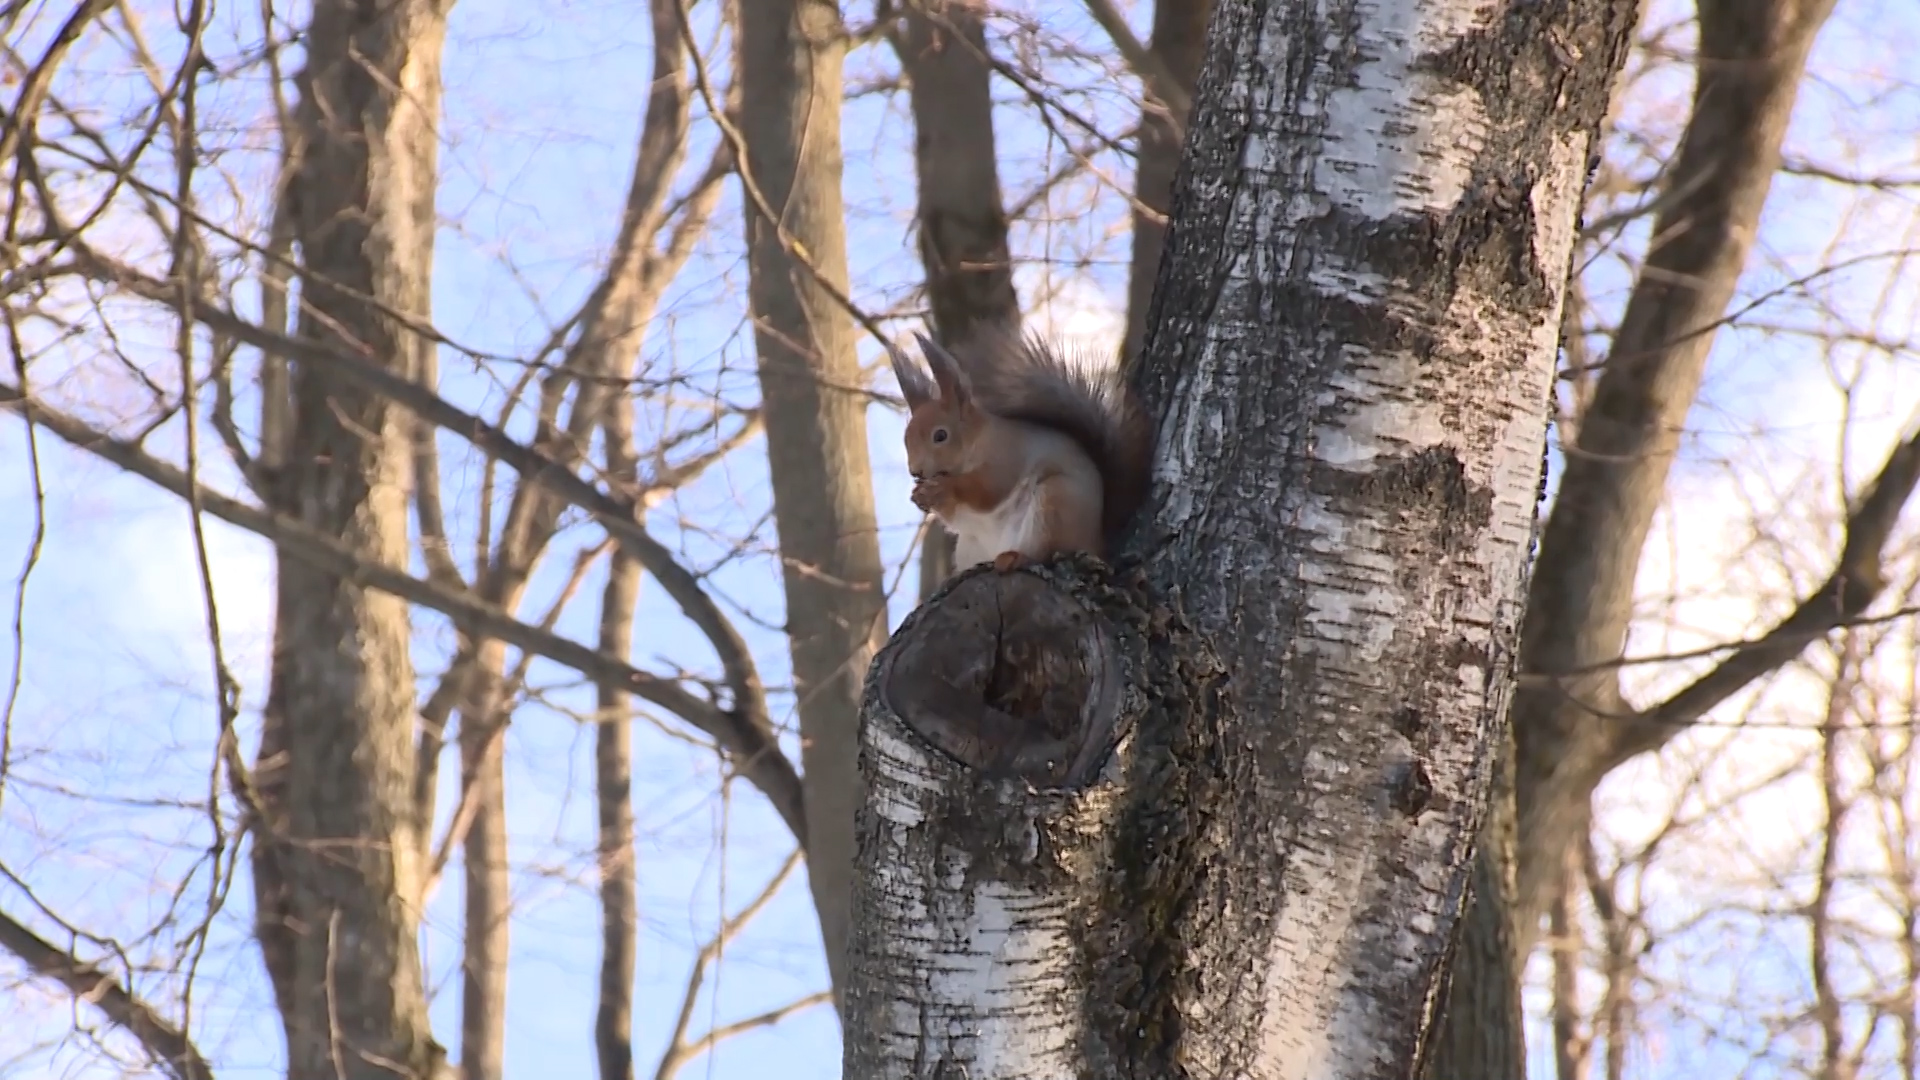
(888, 328, 1153, 575)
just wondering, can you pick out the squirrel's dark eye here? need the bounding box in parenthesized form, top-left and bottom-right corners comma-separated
(931, 428, 950, 444)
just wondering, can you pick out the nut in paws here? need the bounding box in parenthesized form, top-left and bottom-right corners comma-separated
(911, 474, 952, 513)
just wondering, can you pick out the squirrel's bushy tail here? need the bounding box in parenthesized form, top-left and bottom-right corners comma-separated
(952, 327, 1154, 542)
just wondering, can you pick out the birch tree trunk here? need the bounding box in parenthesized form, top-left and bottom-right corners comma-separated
(842, 0, 1637, 1073)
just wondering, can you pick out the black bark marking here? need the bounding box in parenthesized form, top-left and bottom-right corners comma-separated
(1081, 582, 1234, 1080)
(1445, 638, 1497, 678)
(1445, 170, 1555, 310)
(1297, 194, 1553, 317)
(1418, 0, 1639, 155)
(1315, 447, 1497, 558)
(1259, 277, 1445, 361)
(1393, 759, 1437, 818)
(1356, 447, 1488, 521)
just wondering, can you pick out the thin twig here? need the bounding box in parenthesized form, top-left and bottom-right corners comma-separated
(1075, 0, 1189, 124)
(651, 849, 816, 1080)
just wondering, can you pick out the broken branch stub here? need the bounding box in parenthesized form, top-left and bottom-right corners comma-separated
(844, 557, 1230, 1077)
(875, 560, 1136, 788)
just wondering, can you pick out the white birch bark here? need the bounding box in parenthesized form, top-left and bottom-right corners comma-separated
(844, 564, 1157, 1078)
(843, 0, 1639, 1075)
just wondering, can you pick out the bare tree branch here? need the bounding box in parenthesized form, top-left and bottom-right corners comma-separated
(1617, 424, 1920, 761)
(657, 991, 833, 1080)
(1077, 0, 1191, 124)
(0, 381, 809, 844)
(1505, 0, 1844, 953)
(61, 253, 786, 806)
(442, 2, 709, 1060)
(0, 0, 116, 168)
(420, 543, 609, 905)
(1781, 157, 1920, 190)
(0, 909, 213, 1080)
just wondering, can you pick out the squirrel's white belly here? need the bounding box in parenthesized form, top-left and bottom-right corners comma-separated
(947, 483, 1045, 569)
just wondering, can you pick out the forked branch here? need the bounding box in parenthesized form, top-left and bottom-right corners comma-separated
(1615, 424, 1920, 764)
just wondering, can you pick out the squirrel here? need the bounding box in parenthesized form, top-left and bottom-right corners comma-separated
(888, 327, 1153, 576)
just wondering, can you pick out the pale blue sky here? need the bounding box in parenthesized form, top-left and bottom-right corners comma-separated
(4, 0, 1920, 1077)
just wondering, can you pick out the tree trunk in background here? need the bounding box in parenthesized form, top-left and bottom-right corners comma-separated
(1119, 0, 1211, 363)
(842, 0, 1634, 1075)
(1510, 0, 1840, 938)
(594, 551, 642, 1080)
(895, 2, 1020, 351)
(249, 0, 451, 1075)
(1420, 753, 1528, 1080)
(593, 329, 648, 1080)
(735, 0, 886, 998)
(458, 647, 509, 1080)
(1424, 2, 1841, 1073)
(894, 0, 1023, 599)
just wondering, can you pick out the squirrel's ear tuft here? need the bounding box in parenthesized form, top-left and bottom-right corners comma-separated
(888, 340, 938, 407)
(916, 332, 974, 404)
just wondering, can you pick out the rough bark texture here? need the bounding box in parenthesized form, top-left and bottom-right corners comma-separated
(249, 0, 450, 1074)
(1132, 0, 1634, 1065)
(844, 0, 1638, 1072)
(894, 0, 1024, 599)
(1119, 0, 1211, 363)
(735, 0, 887, 996)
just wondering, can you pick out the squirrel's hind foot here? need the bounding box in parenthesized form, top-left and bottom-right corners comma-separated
(992, 550, 1033, 574)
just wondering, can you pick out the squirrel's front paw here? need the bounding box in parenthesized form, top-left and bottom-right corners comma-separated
(911, 474, 952, 513)
(992, 550, 1032, 574)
